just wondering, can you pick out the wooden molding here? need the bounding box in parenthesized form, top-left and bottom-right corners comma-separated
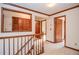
(3, 3, 50, 16)
(1, 7, 4, 32)
(0, 34, 34, 39)
(49, 5, 79, 16)
(46, 40, 55, 43)
(3, 3, 79, 16)
(2, 7, 32, 15)
(65, 46, 79, 51)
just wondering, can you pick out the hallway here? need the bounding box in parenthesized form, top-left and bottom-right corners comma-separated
(42, 41, 79, 55)
(0, 3, 79, 55)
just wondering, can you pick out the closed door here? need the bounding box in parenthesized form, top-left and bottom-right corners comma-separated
(54, 19, 62, 43)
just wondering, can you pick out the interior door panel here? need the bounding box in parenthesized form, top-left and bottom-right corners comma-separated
(55, 19, 62, 43)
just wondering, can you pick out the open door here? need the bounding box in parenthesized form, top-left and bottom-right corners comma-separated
(35, 21, 41, 38)
(54, 19, 62, 43)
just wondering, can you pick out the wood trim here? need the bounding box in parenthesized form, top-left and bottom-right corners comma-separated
(3, 3, 79, 16)
(40, 21, 42, 34)
(49, 5, 79, 16)
(65, 46, 79, 51)
(1, 7, 4, 32)
(2, 7, 32, 15)
(4, 3, 49, 16)
(54, 15, 66, 46)
(41, 20, 46, 22)
(0, 34, 34, 39)
(54, 15, 66, 19)
(46, 40, 55, 43)
(64, 16, 66, 46)
(0, 34, 43, 39)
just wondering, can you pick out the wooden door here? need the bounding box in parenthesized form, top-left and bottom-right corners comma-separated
(35, 21, 41, 38)
(55, 19, 62, 43)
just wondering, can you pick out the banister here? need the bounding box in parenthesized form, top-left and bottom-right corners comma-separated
(0, 34, 43, 39)
(0, 34, 44, 55)
(0, 34, 34, 39)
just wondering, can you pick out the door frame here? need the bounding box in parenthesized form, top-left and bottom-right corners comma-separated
(35, 19, 47, 41)
(35, 20, 42, 38)
(54, 15, 66, 46)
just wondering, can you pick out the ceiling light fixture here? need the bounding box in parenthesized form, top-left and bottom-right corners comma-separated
(46, 3, 56, 7)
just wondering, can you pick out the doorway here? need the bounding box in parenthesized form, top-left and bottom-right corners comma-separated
(41, 20, 47, 41)
(54, 15, 66, 46)
(35, 20, 41, 38)
(35, 16, 47, 41)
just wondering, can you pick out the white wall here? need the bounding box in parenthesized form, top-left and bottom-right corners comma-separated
(47, 16, 54, 42)
(47, 7, 79, 49)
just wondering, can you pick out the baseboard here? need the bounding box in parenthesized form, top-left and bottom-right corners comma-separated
(46, 40, 55, 43)
(65, 46, 79, 51)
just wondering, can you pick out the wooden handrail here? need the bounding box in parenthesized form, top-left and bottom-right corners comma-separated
(0, 34, 43, 39)
(0, 34, 44, 55)
(0, 34, 34, 39)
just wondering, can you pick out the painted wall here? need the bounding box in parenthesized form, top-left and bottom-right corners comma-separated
(47, 16, 54, 42)
(47, 7, 79, 49)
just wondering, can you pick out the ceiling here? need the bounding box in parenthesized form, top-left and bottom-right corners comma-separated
(11, 3, 79, 15)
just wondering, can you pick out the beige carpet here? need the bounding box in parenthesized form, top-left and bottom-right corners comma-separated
(42, 41, 79, 55)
